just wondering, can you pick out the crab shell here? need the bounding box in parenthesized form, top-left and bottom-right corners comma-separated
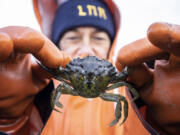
(51, 56, 120, 97)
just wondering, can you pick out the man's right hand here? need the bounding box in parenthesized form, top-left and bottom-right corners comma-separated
(0, 26, 71, 119)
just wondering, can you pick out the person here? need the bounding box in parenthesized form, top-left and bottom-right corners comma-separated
(33, 0, 180, 135)
(0, 1, 179, 135)
(0, 0, 119, 134)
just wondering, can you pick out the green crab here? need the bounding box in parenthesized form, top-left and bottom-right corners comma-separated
(40, 56, 139, 126)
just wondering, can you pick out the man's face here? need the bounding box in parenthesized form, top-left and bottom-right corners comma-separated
(58, 27, 111, 59)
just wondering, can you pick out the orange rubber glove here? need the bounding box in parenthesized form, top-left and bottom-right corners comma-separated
(0, 26, 70, 135)
(115, 22, 180, 135)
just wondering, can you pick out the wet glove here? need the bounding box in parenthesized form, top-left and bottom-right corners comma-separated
(115, 22, 180, 135)
(0, 26, 70, 134)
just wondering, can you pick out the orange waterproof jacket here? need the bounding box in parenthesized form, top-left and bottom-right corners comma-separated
(33, 0, 159, 134)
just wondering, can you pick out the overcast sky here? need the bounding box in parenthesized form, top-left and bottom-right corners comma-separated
(0, 0, 180, 51)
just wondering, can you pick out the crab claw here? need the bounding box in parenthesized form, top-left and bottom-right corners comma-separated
(37, 61, 59, 76)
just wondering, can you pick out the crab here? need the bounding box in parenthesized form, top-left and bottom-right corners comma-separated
(40, 56, 139, 126)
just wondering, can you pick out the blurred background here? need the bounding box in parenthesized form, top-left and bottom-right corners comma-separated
(0, 0, 180, 52)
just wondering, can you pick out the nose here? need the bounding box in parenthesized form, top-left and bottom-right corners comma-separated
(77, 50, 94, 58)
(79, 53, 90, 58)
(76, 38, 95, 57)
(76, 47, 95, 58)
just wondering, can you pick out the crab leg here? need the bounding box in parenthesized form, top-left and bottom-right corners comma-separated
(100, 93, 128, 126)
(52, 83, 79, 112)
(106, 82, 139, 102)
(51, 84, 64, 113)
